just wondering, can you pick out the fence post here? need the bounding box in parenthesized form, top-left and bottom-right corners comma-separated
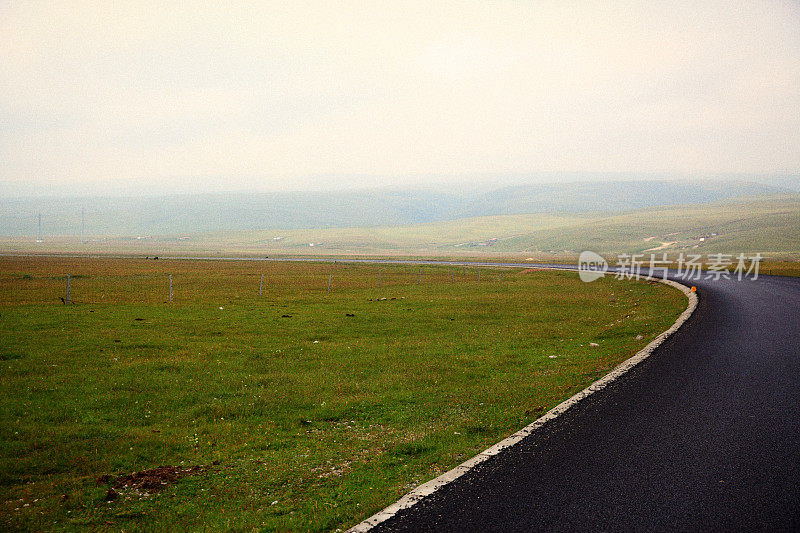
(378, 269, 382, 288)
(66, 274, 71, 304)
(477, 269, 481, 282)
(418, 268, 422, 284)
(259, 273, 264, 296)
(328, 274, 332, 293)
(450, 268, 454, 284)
(169, 274, 173, 302)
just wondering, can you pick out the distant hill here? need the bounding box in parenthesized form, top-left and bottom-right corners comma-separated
(0, 190, 465, 237)
(2, 194, 798, 256)
(210, 194, 799, 256)
(454, 180, 783, 217)
(0, 179, 791, 237)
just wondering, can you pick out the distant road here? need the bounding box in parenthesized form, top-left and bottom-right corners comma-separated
(359, 270, 800, 531)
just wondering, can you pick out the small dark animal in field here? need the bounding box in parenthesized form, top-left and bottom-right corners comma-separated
(345, 313, 355, 317)
(59, 297, 65, 304)
(281, 314, 292, 318)
(134, 318, 145, 321)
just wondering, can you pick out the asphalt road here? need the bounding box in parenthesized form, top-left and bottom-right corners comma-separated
(371, 273, 800, 531)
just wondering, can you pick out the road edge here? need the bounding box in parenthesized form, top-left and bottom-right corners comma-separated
(347, 274, 698, 532)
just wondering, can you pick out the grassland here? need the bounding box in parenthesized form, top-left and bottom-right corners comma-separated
(205, 194, 800, 256)
(2, 256, 685, 530)
(2, 194, 798, 260)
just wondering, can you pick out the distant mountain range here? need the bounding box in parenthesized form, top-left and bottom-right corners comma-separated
(0, 179, 795, 237)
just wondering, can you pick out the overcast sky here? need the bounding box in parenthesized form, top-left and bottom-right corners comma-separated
(2, 1, 800, 195)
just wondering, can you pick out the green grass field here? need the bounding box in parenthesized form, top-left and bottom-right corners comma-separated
(2, 256, 685, 530)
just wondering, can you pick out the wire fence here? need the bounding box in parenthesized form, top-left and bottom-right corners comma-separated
(0, 259, 519, 306)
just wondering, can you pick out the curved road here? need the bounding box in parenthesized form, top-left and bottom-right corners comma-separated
(14, 254, 798, 528)
(365, 272, 800, 531)
(168, 256, 799, 529)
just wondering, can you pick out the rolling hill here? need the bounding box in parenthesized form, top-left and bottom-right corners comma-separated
(3, 194, 798, 257)
(0, 179, 793, 238)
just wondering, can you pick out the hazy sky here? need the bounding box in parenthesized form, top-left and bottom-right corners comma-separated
(2, 1, 800, 195)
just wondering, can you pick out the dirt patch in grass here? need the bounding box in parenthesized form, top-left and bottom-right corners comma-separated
(520, 267, 553, 274)
(98, 462, 218, 500)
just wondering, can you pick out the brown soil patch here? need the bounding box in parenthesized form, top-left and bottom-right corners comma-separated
(520, 268, 551, 274)
(97, 462, 218, 500)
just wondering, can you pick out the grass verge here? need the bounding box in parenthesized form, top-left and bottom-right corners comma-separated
(0, 257, 686, 531)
